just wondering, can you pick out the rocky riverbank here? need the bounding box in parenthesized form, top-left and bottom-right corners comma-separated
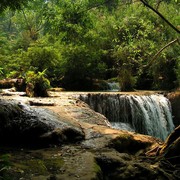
(0, 92, 179, 179)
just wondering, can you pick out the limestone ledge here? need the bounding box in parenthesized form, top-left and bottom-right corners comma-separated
(0, 92, 179, 180)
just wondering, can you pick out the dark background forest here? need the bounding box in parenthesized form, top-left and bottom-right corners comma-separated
(0, 0, 179, 91)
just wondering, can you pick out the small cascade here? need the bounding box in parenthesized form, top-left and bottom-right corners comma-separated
(107, 82, 120, 92)
(79, 93, 175, 140)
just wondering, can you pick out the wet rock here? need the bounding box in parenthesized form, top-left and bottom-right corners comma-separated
(0, 99, 84, 147)
(64, 99, 111, 127)
(1, 88, 26, 96)
(0, 93, 179, 180)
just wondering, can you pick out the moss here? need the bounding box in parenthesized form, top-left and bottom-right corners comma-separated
(93, 162, 101, 174)
(14, 159, 48, 175)
(44, 158, 64, 173)
(13, 156, 64, 175)
(0, 154, 12, 180)
(0, 147, 66, 180)
(0, 160, 48, 180)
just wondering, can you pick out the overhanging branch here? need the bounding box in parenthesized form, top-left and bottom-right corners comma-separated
(140, 0, 180, 34)
(147, 38, 179, 67)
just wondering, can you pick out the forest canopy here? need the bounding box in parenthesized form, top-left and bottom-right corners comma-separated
(0, 0, 179, 91)
(0, 0, 32, 12)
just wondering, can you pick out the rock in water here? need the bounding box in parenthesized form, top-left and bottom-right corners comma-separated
(0, 99, 84, 147)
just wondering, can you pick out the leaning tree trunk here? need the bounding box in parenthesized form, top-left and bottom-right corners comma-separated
(158, 125, 180, 164)
(146, 125, 180, 165)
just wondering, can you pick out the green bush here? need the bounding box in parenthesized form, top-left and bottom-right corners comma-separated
(25, 70, 50, 97)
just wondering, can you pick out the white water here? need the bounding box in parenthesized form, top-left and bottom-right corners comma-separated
(107, 82, 120, 92)
(79, 93, 174, 140)
(110, 122, 134, 132)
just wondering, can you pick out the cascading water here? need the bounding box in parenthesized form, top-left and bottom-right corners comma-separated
(107, 82, 120, 92)
(79, 93, 175, 140)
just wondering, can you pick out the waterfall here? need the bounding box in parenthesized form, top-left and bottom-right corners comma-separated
(79, 93, 174, 140)
(107, 82, 120, 92)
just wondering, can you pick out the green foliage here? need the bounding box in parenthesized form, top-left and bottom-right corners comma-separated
(150, 44, 180, 90)
(0, 67, 4, 78)
(25, 70, 50, 97)
(0, 0, 179, 90)
(109, 5, 157, 90)
(24, 46, 62, 76)
(0, 0, 31, 12)
(177, 61, 180, 88)
(25, 70, 48, 85)
(61, 43, 107, 90)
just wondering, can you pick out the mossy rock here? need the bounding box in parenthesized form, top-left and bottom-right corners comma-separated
(15, 159, 48, 175)
(95, 151, 171, 180)
(0, 150, 64, 180)
(109, 134, 152, 154)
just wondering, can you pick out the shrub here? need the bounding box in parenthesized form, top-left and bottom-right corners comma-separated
(25, 70, 50, 97)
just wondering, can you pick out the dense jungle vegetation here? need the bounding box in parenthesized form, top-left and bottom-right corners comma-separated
(0, 0, 179, 91)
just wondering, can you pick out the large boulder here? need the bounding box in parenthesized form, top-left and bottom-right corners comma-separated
(0, 99, 84, 147)
(96, 151, 161, 180)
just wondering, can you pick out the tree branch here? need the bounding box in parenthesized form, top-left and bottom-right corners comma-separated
(140, 0, 180, 34)
(80, 0, 138, 14)
(22, 9, 31, 31)
(147, 38, 179, 67)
